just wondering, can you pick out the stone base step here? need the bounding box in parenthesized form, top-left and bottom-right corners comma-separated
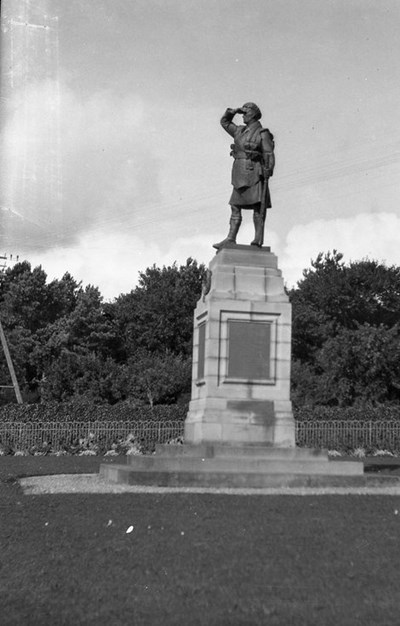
(154, 443, 329, 460)
(99, 443, 367, 488)
(121, 454, 361, 476)
(99, 443, 369, 489)
(100, 462, 399, 489)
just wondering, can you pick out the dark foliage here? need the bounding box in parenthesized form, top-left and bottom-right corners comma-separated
(0, 400, 188, 423)
(0, 259, 204, 406)
(289, 251, 400, 408)
(294, 405, 400, 422)
(2, 252, 400, 412)
(114, 257, 206, 358)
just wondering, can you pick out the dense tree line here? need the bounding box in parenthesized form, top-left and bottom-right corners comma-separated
(0, 258, 206, 406)
(2, 251, 400, 409)
(289, 251, 400, 408)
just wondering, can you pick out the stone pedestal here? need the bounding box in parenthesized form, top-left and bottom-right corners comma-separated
(100, 245, 364, 488)
(185, 245, 294, 447)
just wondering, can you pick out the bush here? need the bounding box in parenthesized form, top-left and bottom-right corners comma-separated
(3, 402, 400, 425)
(294, 405, 400, 422)
(0, 400, 188, 424)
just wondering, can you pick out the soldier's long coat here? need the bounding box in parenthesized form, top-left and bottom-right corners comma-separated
(221, 110, 275, 208)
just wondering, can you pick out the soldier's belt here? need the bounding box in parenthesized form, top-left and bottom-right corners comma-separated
(230, 148, 262, 161)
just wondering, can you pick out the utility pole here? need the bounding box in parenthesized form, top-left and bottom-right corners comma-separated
(0, 253, 23, 403)
(0, 252, 19, 270)
(0, 318, 23, 404)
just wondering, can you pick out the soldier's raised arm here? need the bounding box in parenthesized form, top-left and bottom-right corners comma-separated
(220, 107, 242, 138)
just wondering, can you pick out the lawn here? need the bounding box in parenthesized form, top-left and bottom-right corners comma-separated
(1, 456, 400, 626)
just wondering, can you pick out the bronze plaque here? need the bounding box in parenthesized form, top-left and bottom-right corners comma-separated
(227, 320, 271, 380)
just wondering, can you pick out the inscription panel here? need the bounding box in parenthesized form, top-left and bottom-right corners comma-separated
(227, 321, 271, 380)
(219, 311, 279, 385)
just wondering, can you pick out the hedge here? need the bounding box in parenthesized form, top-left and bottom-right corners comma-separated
(2, 402, 400, 424)
(0, 401, 188, 424)
(294, 406, 400, 422)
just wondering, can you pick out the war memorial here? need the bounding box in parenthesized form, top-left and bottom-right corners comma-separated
(100, 103, 363, 488)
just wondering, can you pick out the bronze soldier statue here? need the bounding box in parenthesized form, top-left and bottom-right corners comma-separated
(213, 103, 275, 249)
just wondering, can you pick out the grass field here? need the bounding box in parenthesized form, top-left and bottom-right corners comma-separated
(1, 456, 400, 626)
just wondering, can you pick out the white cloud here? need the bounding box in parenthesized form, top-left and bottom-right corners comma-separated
(27, 212, 400, 300)
(28, 227, 218, 300)
(278, 212, 400, 287)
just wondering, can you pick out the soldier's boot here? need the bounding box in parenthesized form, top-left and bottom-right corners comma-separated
(250, 209, 265, 247)
(213, 216, 242, 250)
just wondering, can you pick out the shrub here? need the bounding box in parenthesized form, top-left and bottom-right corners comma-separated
(294, 405, 400, 422)
(0, 400, 188, 424)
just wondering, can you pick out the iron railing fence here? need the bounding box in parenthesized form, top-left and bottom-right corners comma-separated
(0, 420, 184, 453)
(296, 420, 400, 451)
(1, 420, 400, 453)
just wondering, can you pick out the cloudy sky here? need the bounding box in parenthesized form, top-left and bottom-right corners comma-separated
(1, 0, 399, 299)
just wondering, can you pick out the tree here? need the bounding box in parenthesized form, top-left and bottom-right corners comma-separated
(0, 263, 82, 332)
(127, 350, 192, 407)
(46, 272, 82, 321)
(316, 324, 400, 407)
(39, 352, 128, 404)
(290, 251, 400, 341)
(114, 258, 206, 359)
(0, 258, 204, 405)
(289, 252, 400, 407)
(31, 285, 124, 402)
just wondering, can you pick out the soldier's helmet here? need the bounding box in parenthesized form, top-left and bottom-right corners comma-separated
(242, 102, 262, 120)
